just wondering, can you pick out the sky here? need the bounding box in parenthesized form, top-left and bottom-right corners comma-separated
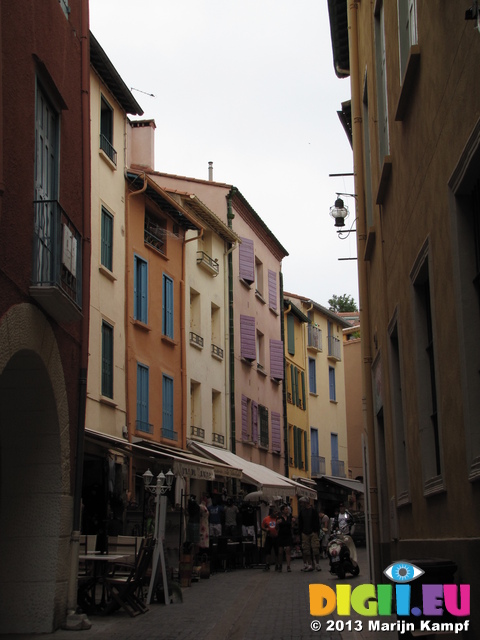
(89, 0, 359, 309)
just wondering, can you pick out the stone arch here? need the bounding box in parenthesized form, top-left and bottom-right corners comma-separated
(0, 303, 72, 633)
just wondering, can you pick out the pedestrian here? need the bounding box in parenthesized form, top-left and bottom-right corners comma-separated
(261, 505, 279, 571)
(332, 502, 358, 566)
(276, 503, 294, 572)
(298, 497, 321, 572)
(318, 508, 330, 559)
(224, 498, 239, 538)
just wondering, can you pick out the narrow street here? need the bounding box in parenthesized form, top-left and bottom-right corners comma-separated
(12, 547, 397, 640)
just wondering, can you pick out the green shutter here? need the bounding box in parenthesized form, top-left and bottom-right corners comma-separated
(287, 314, 295, 355)
(301, 371, 306, 409)
(295, 367, 299, 406)
(304, 430, 308, 472)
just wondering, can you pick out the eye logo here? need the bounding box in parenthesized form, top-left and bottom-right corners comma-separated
(383, 561, 424, 583)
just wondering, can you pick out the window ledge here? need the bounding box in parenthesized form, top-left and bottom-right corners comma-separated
(239, 278, 253, 290)
(99, 396, 117, 407)
(395, 45, 421, 121)
(423, 475, 446, 497)
(241, 357, 255, 366)
(99, 148, 117, 171)
(257, 365, 268, 377)
(376, 156, 393, 205)
(99, 264, 117, 281)
(242, 438, 256, 446)
(255, 290, 266, 304)
(269, 307, 279, 316)
(145, 240, 168, 260)
(270, 377, 282, 385)
(161, 334, 177, 347)
(396, 492, 411, 507)
(133, 319, 151, 332)
(309, 392, 318, 397)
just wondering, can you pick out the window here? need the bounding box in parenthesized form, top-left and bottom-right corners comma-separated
(256, 330, 265, 371)
(162, 274, 174, 339)
(269, 339, 284, 380)
(259, 405, 269, 448)
(189, 288, 202, 347)
(162, 375, 176, 440)
(329, 366, 336, 402)
(145, 212, 166, 254)
(308, 357, 317, 394)
(58, 0, 70, 18)
(240, 315, 256, 361)
(134, 255, 148, 323)
(398, 0, 418, 81)
(292, 426, 306, 469)
(363, 74, 374, 229)
(101, 207, 113, 271)
(268, 270, 277, 311)
(287, 314, 295, 355)
(101, 321, 113, 398)
(239, 237, 254, 283)
(190, 380, 201, 430)
(255, 257, 264, 298)
(375, 1, 390, 160)
(136, 363, 151, 433)
(100, 96, 117, 165)
(212, 390, 222, 437)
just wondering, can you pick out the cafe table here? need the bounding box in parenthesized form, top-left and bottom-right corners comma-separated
(78, 553, 128, 614)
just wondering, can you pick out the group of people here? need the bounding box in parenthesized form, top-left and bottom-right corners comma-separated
(261, 499, 356, 573)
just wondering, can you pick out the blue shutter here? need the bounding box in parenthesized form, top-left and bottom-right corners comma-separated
(269, 339, 284, 379)
(163, 274, 174, 338)
(136, 364, 150, 432)
(134, 256, 148, 323)
(268, 269, 277, 310)
(162, 375, 174, 438)
(240, 315, 256, 360)
(271, 411, 281, 453)
(141, 260, 148, 323)
(239, 237, 254, 282)
(308, 358, 316, 394)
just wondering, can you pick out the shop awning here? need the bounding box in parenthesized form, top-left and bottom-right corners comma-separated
(319, 475, 364, 494)
(85, 428, 133, 457)
(131, 438, 216, 481)
(188, 442, 316, 499)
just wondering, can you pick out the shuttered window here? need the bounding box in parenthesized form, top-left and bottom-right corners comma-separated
(259, 405, 269, 448)
(329, 366, 336, 401)
(287, 314, 295, 355)
(308, 357, 316, 394)
(240, 315, 256, 360)
(252, 401, 258, 443)
(136, 363, 150, 433)
(268, 269, 277, 311)
(101, 321, 113, 398)
(241, 395, 249, 440)
(134, 255, 148, 323)
(101, 207, 113, 271)
(269, 339, 284, 380)
(162, 274, 174, 338)
(162, 374, 175, 440)
(304, 431, 309, 472)
(271, 411, 281, 453)
(239, 237, 254, 283)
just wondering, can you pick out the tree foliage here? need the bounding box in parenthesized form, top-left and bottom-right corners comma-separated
(328, 294, 358, 312)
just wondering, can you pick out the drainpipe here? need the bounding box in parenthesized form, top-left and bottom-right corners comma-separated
(67, 0, 91, 626)
(347, 0, 380, 582)
(227, 190, 236, 454)
(280, 274, 289, 478)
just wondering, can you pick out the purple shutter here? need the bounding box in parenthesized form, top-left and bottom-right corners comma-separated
(241, 395, 248, 440)
(270, 339, 284, 379)
(271, 411, 281, 453)
(252, 401, 258, 443)
(268, 270, 277, 310)
(240, 315, 256, 360)
(239, 237, 254, 283)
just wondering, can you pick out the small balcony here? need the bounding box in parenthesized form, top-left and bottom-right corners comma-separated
(162, 428, 178, 441)
(190, 331, 204, 349)
(211, 343, 224, 360)
(190, 425, 205, 440)
(327, 335, 342, 361)
(100, 133, 117, 166)
(144, 215, 166, 254)
(30, 200, 82, 323)
(331, 459, 346, 478)
(307, 325, 322, 351)
(136, 420, 153, 435)
(311, 455, 326, 476)
(196, 251, 219, 276)
(212, 432, 225, 445)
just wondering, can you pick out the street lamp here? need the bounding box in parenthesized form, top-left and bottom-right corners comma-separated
(329, 193, 358, 241)
(143, 468, 174, 605)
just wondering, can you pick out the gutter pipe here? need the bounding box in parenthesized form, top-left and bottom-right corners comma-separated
(227, 190, 236, 454)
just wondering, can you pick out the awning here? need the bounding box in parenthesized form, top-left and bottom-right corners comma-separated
(188, 441, 315, 499)
(85, 428, 133, 457)
(319, 475, 364, 494)
(130, 438, 216, 481)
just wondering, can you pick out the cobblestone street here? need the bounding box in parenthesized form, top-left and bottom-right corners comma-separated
(10, 548, 397, 640)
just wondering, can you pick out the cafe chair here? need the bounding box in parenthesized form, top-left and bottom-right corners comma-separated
(103, 536, 154, 617)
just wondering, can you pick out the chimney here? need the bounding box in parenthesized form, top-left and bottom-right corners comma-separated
(128, 119, 156, 170)
(208, 161, 213, 181)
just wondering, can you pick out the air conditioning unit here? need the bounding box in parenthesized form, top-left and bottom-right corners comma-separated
(122, 425, 128, 439)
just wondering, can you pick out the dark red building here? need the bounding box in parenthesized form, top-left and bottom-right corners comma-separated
(0, 0, 91, 632)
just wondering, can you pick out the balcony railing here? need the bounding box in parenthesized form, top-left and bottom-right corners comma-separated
(212, 433, 225, 445)
(144, 215, 166, 254)
(331, 459, 346, 478)
(190, 331, 204, 348)
(327, 335, 341, 361)
(311, 455, 326, 476)
(100, 133, 117, 166)
(196, 251, 219, 275)
(162, 428, 178, 441)
(190, 425, 205, 439)
(136, 420, 153, 434)
(211, 343, 224, 360)
(30, 199, 82, 322)
(308, 325, 323, 351)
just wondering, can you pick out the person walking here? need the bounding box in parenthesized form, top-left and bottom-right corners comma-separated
(261, 505, 279, 571)
(298, 498, 321, 572)
(276, 503, 294, 572)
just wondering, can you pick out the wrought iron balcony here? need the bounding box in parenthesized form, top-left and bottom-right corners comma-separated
(211, 343, 224, 360)
(100, 133, 117, 166)
(331, 459, 346, 477)
(144, 215, 166, 254)
(327, 335, 342, 361)
(190, 331, 204, 349)
(136, 420, 153, 434)
(212, 433, 225, 445)
(196, 251, 219, 275)
(30, 199, 82, 323)
(191, 425, 205, 439)
(311, 455, 326, 476)
(162, 428, 178, 441)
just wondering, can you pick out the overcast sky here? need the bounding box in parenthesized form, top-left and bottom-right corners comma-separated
(90, 0, 359, 309)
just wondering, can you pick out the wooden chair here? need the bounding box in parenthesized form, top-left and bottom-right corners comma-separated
(104, 536, 154, 617)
